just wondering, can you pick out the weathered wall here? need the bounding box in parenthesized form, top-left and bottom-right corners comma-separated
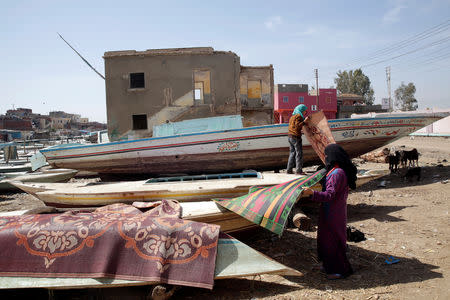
(104, 49, 241, 140)
(239, 66, 274, 126)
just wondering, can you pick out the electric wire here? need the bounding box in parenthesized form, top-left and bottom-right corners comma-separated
(345, 19, 450, 66)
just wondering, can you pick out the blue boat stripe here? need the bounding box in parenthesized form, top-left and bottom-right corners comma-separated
(40, 116, 428, 153)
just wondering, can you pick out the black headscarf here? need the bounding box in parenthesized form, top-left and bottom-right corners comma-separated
(324, 143, 357, 190)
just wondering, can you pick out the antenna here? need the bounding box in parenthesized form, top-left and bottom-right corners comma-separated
(57, 33, 105, 80)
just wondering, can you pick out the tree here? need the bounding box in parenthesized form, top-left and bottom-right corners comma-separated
(334, 69, 375, 105)
(394, 82, 418, 111)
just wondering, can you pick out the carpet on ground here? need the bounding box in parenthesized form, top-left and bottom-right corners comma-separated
(0, 199, 220, 289)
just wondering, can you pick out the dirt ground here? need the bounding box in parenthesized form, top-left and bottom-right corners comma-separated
(0, 136, 449, 300)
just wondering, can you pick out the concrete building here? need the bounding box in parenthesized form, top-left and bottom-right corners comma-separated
(336, 93, 388, 119)
(239, 66, 274, 126)
(6, 108, 33, 118)
(274, 84, 337, 123)
(0, 117, 33, 131)
(51, 117, 71, 129)
(337, 93, 364, 106)
(103, 47, 274, 141)
(337, 104, 387, 119)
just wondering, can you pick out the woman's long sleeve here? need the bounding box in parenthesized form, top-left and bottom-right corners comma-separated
(311, 173, 339, 203)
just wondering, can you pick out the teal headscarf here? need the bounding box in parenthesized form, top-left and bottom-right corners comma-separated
(293, 104, 308, 118)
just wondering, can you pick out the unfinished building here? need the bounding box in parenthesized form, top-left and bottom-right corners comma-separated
(103, 47, 273, 140)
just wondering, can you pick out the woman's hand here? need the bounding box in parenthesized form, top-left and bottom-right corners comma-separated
(301, 187, 314, 198)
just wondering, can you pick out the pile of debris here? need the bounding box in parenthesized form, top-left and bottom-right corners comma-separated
(359, 148, 390, 163)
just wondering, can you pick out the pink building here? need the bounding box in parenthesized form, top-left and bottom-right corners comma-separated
(274, 84, 337, 123)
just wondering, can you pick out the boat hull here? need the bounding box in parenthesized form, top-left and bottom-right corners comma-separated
(13, 168, 387, 208)
(40, 113, 447, 175)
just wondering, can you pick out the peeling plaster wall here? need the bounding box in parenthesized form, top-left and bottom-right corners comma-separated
(240, 65, 274, 126)
(104, 50, 240, 140)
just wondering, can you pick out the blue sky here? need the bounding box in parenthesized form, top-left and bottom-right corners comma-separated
(1, 0, 449, 123)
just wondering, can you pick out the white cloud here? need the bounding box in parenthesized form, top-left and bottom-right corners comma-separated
(264, 16, 282, 31)
(383, 1, 407, 24)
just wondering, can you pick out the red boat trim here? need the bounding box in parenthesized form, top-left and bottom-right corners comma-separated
(45, 123, 422, 161)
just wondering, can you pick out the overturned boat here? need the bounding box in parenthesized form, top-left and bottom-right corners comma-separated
(39, 111, 448, 176)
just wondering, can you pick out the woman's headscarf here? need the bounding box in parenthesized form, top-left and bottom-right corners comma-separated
(324, 143, 357, 190)
(293, 104, 308, 118)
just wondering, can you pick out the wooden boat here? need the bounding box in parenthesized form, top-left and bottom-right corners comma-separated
(12, 172, 314, 207)
(0, 208, 299, 289)
(0, 169, 78, 192)
(39, 111, 448, 176)
(11, 167, 386, 208)
(356, 169, 389, 186)
(0, 163, 32, 173)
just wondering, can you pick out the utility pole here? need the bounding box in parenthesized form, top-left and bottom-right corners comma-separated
(386, 66, 392, 112)
(315, 69, 319, 110)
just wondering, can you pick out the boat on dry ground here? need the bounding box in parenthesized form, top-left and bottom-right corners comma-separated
(11, 168, 388, 208)
(39, 111, 448, 176)
(0, 169, 78, 192)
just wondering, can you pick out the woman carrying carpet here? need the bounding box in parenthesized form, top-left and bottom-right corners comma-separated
(302, 143, 357, 279)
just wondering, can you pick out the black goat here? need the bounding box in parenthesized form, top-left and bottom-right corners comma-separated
(387, 151, 401, 173)
(400, 148, 419, 167)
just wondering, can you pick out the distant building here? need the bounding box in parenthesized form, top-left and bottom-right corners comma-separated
(337, 104, 388, 119)
(273, 84, 337, 123)
(103, 47, 274, 141)
(0, 116, 33, 131)
(6, 108, 33, 118)
(337, 93, 364, 106)
(335, 93, 388, 119)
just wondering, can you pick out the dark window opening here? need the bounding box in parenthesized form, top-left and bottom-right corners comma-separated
(132, 114, 147, 130)
(130, 73, 145, 89)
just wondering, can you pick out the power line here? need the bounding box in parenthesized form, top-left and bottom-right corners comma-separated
(395, 54, 450, 73)
(360, 36, 450, 68)
(346, 19, 450, 66)
(404, 51, 450, 68)
(391, 46, 450, 69)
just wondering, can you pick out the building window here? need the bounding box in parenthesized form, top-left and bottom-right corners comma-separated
(248, 80, 262, 99)
(326, 96, 331, 104)
(193, 70, 211, 104)
(130, 73, 145, 89)
(194, 88, 202, 100)
(311, 105, 318, 111)
(283, 96, 289, 103)
(298, 96, 304, 103)
(132, 114, 147, 130)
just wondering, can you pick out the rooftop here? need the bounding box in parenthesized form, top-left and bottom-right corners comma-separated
(104, 47, 238, 58)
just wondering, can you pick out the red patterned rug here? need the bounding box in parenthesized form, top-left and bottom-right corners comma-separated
(0, 200, 220, 289)
(303, 110, 336, 163)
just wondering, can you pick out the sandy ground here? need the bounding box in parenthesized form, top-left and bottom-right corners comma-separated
(0, 136, 449, 300)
